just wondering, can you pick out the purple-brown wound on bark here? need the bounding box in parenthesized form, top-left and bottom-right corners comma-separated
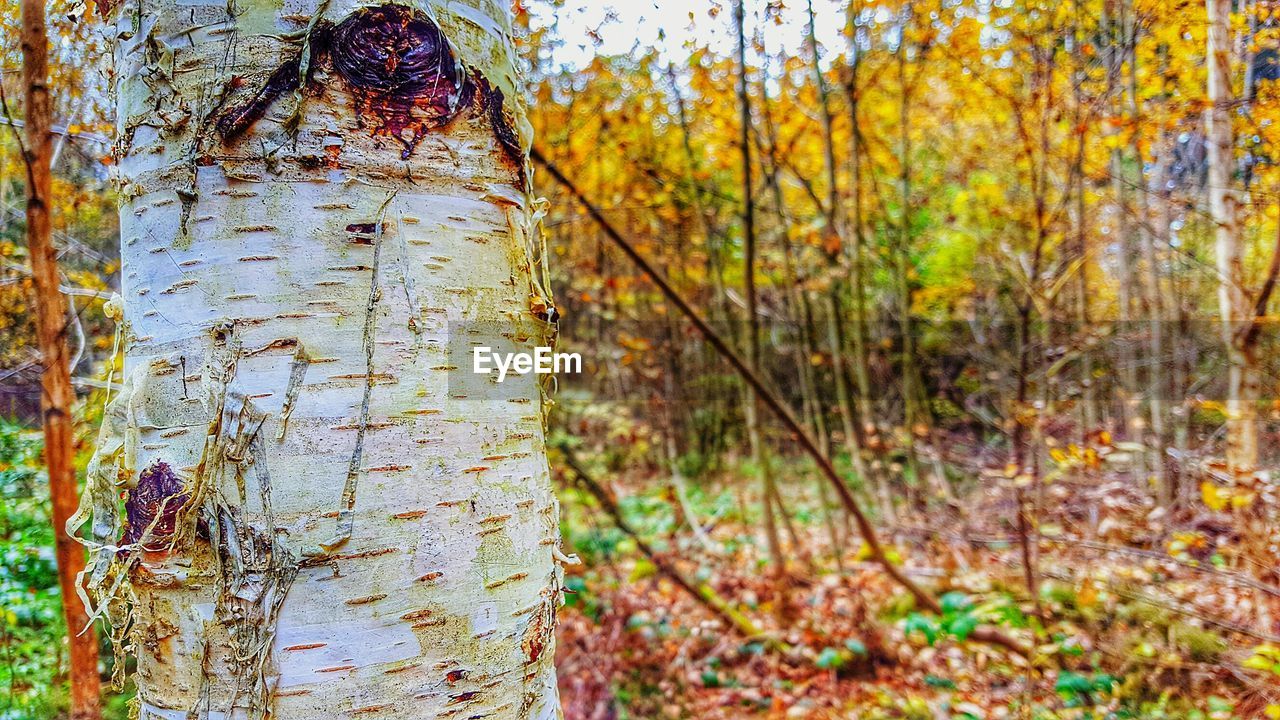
(214, 4, 527, 167)
(476, 76, 526, 182)
(215, 59, 304, 140)
(123, 461, 189, 548)
(329, 4, 473, 158)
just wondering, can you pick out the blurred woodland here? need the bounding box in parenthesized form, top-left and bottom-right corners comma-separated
(3, 0, 1280, 717)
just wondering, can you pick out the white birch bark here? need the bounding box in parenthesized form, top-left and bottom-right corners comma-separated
(1206, 0, 1257, 474)
(72, 0, 564, 718)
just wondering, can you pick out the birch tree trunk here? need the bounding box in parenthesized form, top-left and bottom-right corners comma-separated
(74, 1, 563, 718)
(1206, 0, 1258, 475)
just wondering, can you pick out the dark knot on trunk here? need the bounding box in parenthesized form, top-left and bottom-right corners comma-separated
(329, 4, 473, 158)
(214, 3, 526, 167)
(330, 5, 462, 105)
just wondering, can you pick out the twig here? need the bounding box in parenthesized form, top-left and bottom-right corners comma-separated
(0, 116, 110, 145)
(1036, 568, 1280, 644)
(905, 526, 1280, 598)
(558, 446, 769, 643)
(0, 77, 36, 191)
(1241, 199, 1280, 347)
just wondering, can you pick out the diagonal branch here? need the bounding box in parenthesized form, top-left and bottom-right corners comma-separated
(532, 147, 1031, 659)
(1241, 207, 1280, 348)
(558, 446, 766, 642)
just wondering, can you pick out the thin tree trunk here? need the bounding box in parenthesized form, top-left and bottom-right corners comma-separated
(845, 2, 876, 440)
(734, 0, 787, 587)
(756, 64, 843, 566)
(845, 1, 890, 521)
(1106, 1, 1139, 445)
(1145, 137, 1171, 504)
(804, 0, 883, 518)
(894, 31, 929, 506)
(663, 317, 714, 552)
(814, 475, 844, 572)
(19, 0, 103, 714)
(773, 178, 839, 570)
(1206, 0, 1277, 637)
(1015, 488, 1043, 623)
(1123, 13, 1168, 501)
(1070, 0, 1097, 441)
(758, 62, 828, 463)
(667, 63, 731, 342)
(75, 2, 562, 718)
(1207, 0, 1257, 475)
(667, 64, 733, 464)
(769, 480, 814, 573)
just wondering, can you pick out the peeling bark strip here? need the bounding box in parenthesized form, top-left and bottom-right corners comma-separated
(75, 0, 561, 718)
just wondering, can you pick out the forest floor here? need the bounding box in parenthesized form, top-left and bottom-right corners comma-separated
(4, 418, 1279, 719)
(553, 454, 1280, 720)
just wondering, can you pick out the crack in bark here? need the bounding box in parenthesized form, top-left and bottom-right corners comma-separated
(392, 210, 424, 346)
(276, 347, 310, 441)
(311, 192, 396, 556)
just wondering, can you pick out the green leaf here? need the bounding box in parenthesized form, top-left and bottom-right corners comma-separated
(940, 591, 972, 615)
(1055, 671, 1092, 697)
(844, 639, 868, 657)
(815, 646, 845, 670)
(947, 613, 978, 641)
(1091, 674, 1116, 692)
(924, 674, 956, 689)
(905, 613, 940, 646)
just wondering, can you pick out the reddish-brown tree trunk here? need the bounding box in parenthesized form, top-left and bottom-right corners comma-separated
(19, 0, 102, 715)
